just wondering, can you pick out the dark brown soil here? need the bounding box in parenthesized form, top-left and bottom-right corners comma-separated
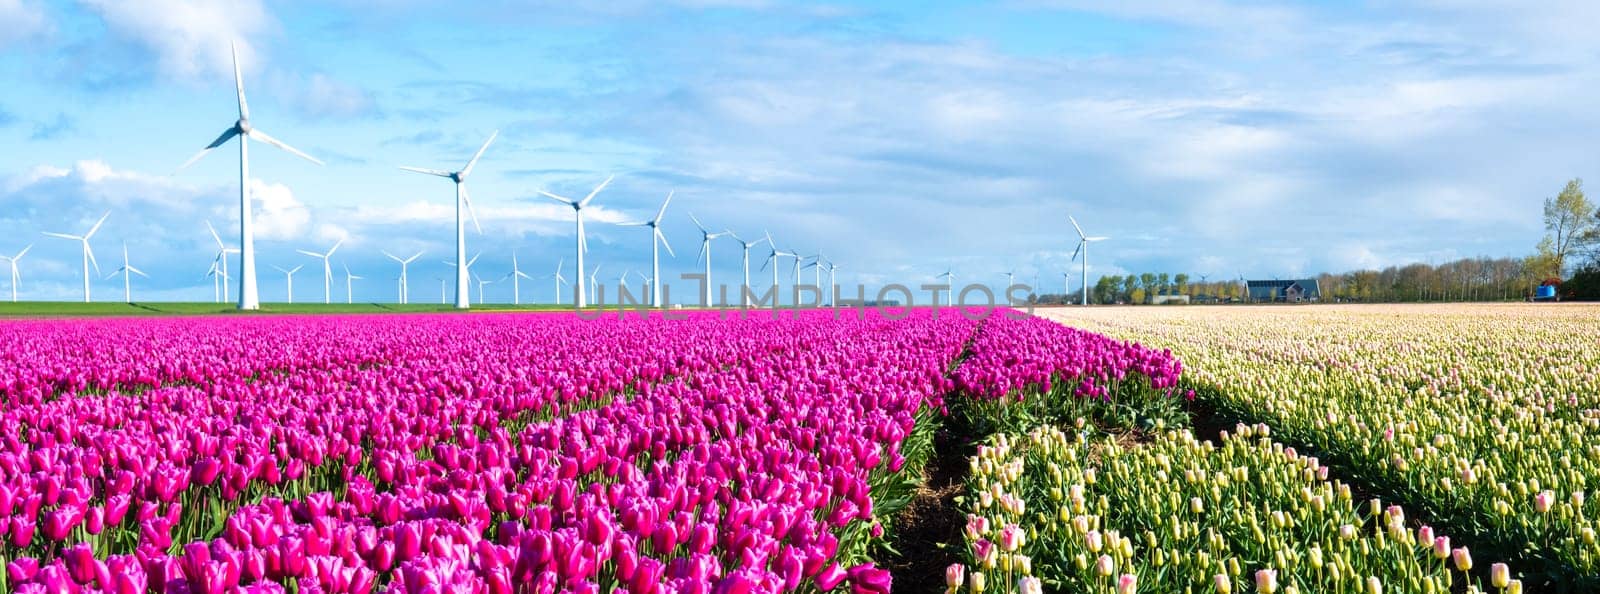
(885, 426, 971, 592)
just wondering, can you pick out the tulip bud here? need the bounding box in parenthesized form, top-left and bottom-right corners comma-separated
(1214, 573, 1232, 594)
(1452, 547, 1472, 572)
(1255, 569, 1277, 594)
(1096, 555, 1114, 577)
(945, 564, 965, 592)
(1491, 563, 1509, 588)
(1366, 576, 1382, 594)
(1507, 579, 1522, 594)
(1117, 574, 1137, 594)
(970, 570, 986, 593)
(1017, 576, 1042, 594)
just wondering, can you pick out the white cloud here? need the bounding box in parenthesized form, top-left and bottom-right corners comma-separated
(0, 0, 49, 47)
(79, 0, 273, 81)
(249, 178, 309, 241)
(270, 72, 378, 120)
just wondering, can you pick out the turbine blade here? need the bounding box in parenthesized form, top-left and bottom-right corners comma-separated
(399, 166, 453, 178)
(178, 127, 240, 170)
(696, 241, 707, 265)
(249, 129, 324, 165)
(84, 212, 110, 239)
(296, 250, 322, 258)
(327, 237, 344, 257)
(657, 229, 675, 257)
(1086, 236, 1109, 241)
(616, 221, 648, 227)
(1068, 215, 1086, 239)
(231, 40, 249, 120)
(1070, 242, 1083, 262)
(14, 245, 31, 260)
(383, 250, 401, 263)
(579, 175, 614, 207)
(689, 212, 707, 233)
(42, 232, 79, 240)
(654, 190, 673, 223)
(86, 244, 100, 275)
(206, 220, 226, 248)
(407, 251, 423, 263)
(461, 130, 498, 177)
(461, 183, 483, 233)
(130, 267, 149, 278)
(760, 254, 773, 271)
(468, 252, 481, 267)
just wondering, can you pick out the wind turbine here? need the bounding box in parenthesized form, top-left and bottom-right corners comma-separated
(759, 232, 791, 308)
(42, 211, 109, 303)
(1068, 215, 1109, 306)
(551, 258, 570, 305)
(178, 42, 323, 311)
(727, 231, 768, 307)
(0, 245, 32, 303)
(689, 213, 730, 306)
(1062, 271, 1072, 304)
(473, 273, 495, 305)
(399, 130, 496, 310)
(204, 221, 239, 302)
(106, 243, 149, 303)
(789, 249, 808, 293)
(824, 261, 840, 306)
(297, 237, 345, 304)
(343, 262, 363, 304)
(617, 191, 675, 307)
(383, 250, 422, 304)
(588, 264, 603, 305)
(937, 268, 956, 306)
(539, 175, 614, 308)
(502, 251, 533, 305)
(273, 265, 303, 304)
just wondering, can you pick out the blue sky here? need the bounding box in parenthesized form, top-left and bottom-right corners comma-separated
(0, 0, 1595, 303)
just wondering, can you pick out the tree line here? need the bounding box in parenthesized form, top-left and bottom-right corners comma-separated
(1032, 179, 1600, 304)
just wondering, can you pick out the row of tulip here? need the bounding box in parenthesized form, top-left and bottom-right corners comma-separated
(1043, 304, 1600, 586)
(0, 308, 1187, 592)
(954, 420, 1514, 593)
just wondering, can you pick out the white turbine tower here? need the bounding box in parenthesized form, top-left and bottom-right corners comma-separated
(1062, 271, 1072, 304)
(204, 221, 239, 303)
(0, 245, 32, 302)
(617, 191, 675, 307)
(344, 262, 363, 304)
(1068, 215, 1109, 306)
(273, 265, 303, 304)
(937, 268, 955, 306)
(759, 233, 792, 308)
(502, 251, 533, 305)
(727, 232, 768, 307)
(205, 260, 221, 302)
(689, 213, 730, 306)
(107, 243, 149, 303)
(399, 130, 496, 310)
(551, 258, 570, 305)
(297, 237, 345, 304)
(179, 42, 323, 311)
(539, 175, 613, 308)
(43, 212, 109, 303)
(383, 250, 422, 304)
(588, 264, 603, 305)
(444, 253, 481, 303)
(789, 249, 807, 290)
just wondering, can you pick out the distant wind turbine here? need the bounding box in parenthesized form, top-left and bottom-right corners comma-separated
(273, 264, 303, 304)
(1062, 271, 1072, 303)
(0, 245, 32, 303)
(937, 268, 955, 306)
(178, 42, 323, 310)
(444, 253, 481, 303)
(690, 213, 730, 306)
(589, 264, 603, 305)
(297, 237, 345, 304)
(383, 250, 422, 303)
(42, 211, 109, 303)
(617, 191, 675, 307)
(473, 273, 495, 305)
(1068, 215, 1109, 306)
(727, 231, 768, 307)
(343, 262, 363, 304)
(502, 251, 533, 305)
(204, 260, 221, 302)
(205, 221, 239, 303)
(399, 130, 497, 310)
(551, 258, 570, 305)
(106, 243, 149, 303)
(824, 260, 840, 306)
(539, 175, 614, 308)
(759, 232, 792, 308)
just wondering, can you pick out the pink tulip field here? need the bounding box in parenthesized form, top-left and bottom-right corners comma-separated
(0, 309, 1186, 593)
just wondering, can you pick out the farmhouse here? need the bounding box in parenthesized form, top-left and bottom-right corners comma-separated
(1245, 279, 1321, 302)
